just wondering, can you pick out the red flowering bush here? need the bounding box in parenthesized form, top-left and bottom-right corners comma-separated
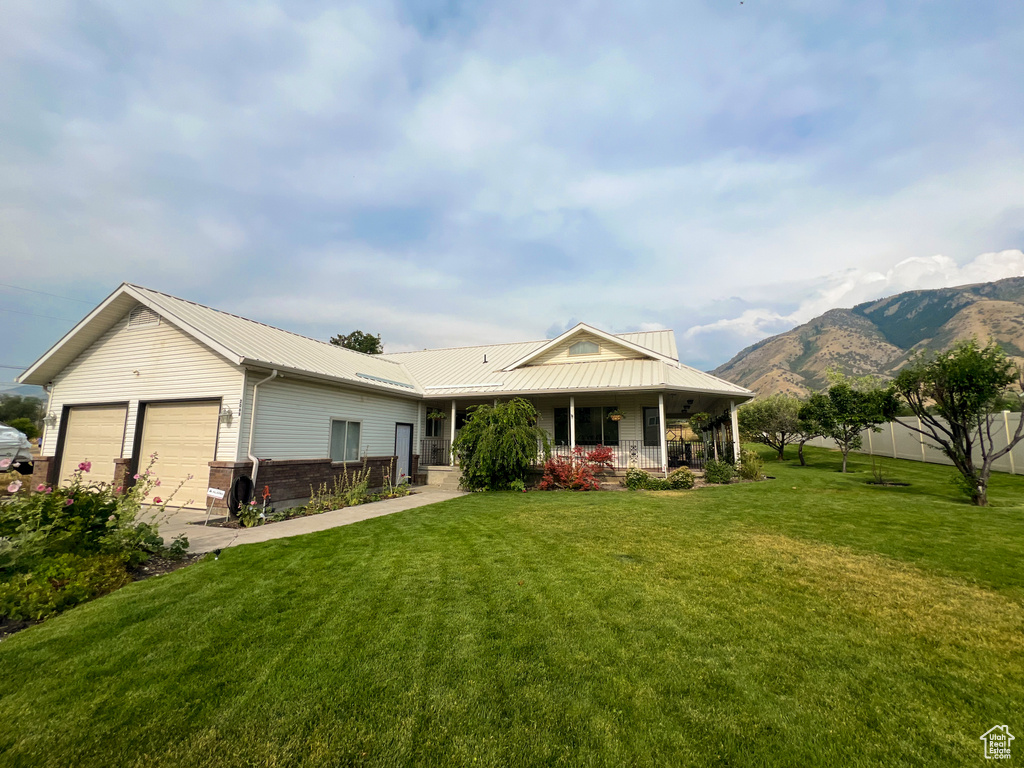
(538, 445, 614, 491)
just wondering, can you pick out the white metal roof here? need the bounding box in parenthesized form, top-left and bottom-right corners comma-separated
(20, 284, 752, 400)
(19, 284, 420, 394)
(383, 328, 751, 398)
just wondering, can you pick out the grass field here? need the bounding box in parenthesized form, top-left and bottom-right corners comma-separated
(1, 446, 1022, 767)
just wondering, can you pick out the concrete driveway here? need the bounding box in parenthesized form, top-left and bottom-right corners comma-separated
(154, 487, 466, 554)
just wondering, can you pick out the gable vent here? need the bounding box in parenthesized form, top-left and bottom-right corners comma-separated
(128, 306, 160, 328)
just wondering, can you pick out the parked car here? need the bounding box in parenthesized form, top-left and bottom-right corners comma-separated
(0, 422, 34, 474)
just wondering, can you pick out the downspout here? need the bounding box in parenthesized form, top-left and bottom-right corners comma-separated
(247, 369, 279, 486)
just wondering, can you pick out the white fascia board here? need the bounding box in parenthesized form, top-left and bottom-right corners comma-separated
(502, 323, 679, 371)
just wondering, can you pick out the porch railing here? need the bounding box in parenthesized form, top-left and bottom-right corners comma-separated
(419, 438, 451, 467)
(420, 437, 730, 471)
(541, 440, 716, 471)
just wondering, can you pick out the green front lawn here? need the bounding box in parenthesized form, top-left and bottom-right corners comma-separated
(1, 447, 1022, 767)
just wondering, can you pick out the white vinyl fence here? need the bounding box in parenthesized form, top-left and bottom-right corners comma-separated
(806, 412, 1023, 475)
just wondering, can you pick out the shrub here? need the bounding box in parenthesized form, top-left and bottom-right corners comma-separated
(737, 450, 764, 481)
(624, 467, 669, 490)
(452, 399, 550, 490)
(667, 467, 696, 490)
(509, 479, 527, 493)
(538, 446, 613, 491)
(704, 459, 735, 484)
(0, 553, 132, 621)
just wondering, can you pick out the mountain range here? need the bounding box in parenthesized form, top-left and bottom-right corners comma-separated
(712, 275, 1024, 397)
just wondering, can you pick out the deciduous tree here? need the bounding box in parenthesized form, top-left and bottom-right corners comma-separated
(738, 395, 802, 460)
(799, 379, 899, 473)
(892, 340, 1024, 506)
(329, 330, 383, 354)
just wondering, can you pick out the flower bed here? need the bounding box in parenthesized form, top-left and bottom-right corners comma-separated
(217, 461, 415, 528)
(0, 455, 189, 625)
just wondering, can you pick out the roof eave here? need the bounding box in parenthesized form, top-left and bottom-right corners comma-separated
(240, 359, 423, 398)
(423, 384, 754, 400)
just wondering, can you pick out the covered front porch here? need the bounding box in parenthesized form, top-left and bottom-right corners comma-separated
(417, 390, 742, 476)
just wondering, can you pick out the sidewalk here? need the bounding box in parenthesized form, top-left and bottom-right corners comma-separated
(156, 487, 467, 554)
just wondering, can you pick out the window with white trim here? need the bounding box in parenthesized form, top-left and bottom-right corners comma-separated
(568, 340, 599, 356)
(330, 420, 362, 462)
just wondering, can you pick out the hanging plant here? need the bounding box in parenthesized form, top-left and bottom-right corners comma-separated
(607, 409, 625, 422)
(426, 409, 448, 420)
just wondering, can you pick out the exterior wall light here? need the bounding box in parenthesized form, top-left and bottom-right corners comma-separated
(219, 407, 234, 425)
(43, 412, 58, 428)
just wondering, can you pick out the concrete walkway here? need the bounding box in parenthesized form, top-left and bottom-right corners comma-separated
(155, 487, 467, 554)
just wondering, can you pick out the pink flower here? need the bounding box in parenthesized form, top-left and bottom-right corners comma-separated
(78, 461, 92, 473)
(7, 480, 22, 493)
(36, 484, 46, 492)
(133, 473, 140, 480)
(64, 497, 74, 506)
(44, 486, 53, 494)
(154, 480, 161, 486)
(115, 486, 123, 493)
(0, 458, 11, 469)
(153, 497, 162, 504)
(108, 515, 116, 521)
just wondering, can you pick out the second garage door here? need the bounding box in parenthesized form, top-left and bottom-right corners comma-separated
(139, 401, 220, 509)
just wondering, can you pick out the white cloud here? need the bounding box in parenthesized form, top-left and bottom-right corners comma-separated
(682, 249, 1024, 355)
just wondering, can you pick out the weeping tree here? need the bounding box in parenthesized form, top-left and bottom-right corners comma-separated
(452, 398, 551, 490)
(737, 394, 802, 460)
(892, 340, 1024, 506)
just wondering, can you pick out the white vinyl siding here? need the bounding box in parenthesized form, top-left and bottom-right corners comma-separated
(245, 375, 419, 461)
(329, 420, 362, 462)
(41, 306, 244, 464)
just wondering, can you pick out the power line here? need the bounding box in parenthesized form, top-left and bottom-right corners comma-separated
(0, 307, 76, 322)
(0, 282, 96, 304)
(0, 364, 28, 370)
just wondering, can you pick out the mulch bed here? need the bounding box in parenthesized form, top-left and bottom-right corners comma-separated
(130, 553, 204, 582)
(0, 618, 38, 642)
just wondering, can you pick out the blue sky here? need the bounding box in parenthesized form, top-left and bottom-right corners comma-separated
(3, 0, 1024, 386)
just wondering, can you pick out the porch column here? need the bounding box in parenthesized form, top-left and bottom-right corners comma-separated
(659, 393, 668, 477)
(417, 401, 424, 456)
(450, 400, 456, 466)
(569, 397, 577, 450)
(569, 396, 576, 450)
(730, 400, 740, 466)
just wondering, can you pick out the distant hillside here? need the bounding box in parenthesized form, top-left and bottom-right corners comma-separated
(712, 275, 1024, 397)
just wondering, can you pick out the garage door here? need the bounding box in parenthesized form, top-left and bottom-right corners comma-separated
(60, 405, 128, 486)
(139, 401, 219, 509)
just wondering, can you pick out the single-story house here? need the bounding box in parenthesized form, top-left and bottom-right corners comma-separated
(18, 283, 753, 509)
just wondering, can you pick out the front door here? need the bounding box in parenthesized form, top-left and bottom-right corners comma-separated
(395, 423, 413, 483)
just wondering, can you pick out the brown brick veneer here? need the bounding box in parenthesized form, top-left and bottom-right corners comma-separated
(205, 455, 419, 511)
